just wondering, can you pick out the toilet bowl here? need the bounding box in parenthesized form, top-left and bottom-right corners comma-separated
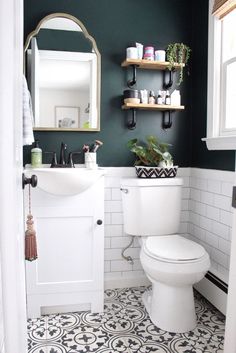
(140, 235, 210, 333)
(120, 177, 211, 333)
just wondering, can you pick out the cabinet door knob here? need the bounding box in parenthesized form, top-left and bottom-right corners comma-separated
(97, 219, 103, 225)
(22, 173, 38, 189)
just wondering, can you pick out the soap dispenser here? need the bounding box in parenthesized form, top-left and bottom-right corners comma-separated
(31, 140, 42, 168)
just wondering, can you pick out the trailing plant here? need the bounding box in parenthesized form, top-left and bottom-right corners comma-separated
(127, 135, 173, 167)
(166, 42, 191, 85)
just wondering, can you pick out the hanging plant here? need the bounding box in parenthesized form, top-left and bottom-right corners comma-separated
(166, 43, 191, 85)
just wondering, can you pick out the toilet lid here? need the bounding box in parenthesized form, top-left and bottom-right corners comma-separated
(144, 235, 206, 261)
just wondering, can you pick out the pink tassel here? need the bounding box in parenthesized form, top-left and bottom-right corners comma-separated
(25, 214, 38, 261)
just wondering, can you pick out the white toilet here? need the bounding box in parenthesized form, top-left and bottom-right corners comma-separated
(120, 177, 210, 333)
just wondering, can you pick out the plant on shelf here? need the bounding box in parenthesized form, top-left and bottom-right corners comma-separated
(166, 43, 191, 85)
(127, 135, 173, 167)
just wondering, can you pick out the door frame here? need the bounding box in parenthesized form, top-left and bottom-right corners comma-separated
(224, 185, 236, 352)
(0, 0, 27, 352)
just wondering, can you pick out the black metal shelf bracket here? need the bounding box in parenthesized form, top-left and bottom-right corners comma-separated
(162, 110, 173, 129)
(127, 65, 138, 88)
(163, 69, 174, 89)
(127, 108, 137, 130)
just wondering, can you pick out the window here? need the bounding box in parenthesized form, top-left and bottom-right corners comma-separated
(221, 10, 236, 135)
(203, 0, 236, 150)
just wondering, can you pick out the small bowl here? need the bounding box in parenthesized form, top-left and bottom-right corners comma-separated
(123, 89, 139, 99)
(124, 98, 140, 104)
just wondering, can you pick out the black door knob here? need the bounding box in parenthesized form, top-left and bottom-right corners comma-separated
(97, 219, 103, 225)
(22, 173, 38, 189)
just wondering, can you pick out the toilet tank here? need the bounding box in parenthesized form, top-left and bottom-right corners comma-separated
(120, 177, 183, 236)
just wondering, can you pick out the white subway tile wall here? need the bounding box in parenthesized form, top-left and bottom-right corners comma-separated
(188, 168, 235, 284)
(103, 167, 235, 287)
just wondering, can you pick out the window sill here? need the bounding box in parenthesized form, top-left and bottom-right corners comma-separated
(202, 136, 236, 150)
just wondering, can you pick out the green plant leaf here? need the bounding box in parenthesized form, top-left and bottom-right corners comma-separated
(127, 136, 173, 166)
(127, 138, 138, 149)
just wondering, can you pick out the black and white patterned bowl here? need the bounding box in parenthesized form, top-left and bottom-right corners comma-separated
(135, 166, 178, 178)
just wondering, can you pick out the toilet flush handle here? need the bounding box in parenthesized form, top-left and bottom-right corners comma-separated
(120, 188, 129, 194)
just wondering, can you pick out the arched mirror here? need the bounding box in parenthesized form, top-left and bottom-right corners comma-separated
(24, 13, 101, 131)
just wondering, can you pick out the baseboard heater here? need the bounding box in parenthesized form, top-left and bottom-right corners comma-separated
(194, 271, 228, 315)
(205, 271, 228, 294)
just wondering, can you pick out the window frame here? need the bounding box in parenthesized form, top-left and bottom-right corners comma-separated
(202, 0, 236, 150)
(220, 57, 236, 136)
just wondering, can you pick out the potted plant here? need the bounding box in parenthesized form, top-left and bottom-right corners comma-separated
(166, 43, 191, 85)
(127, 135, 178, 178)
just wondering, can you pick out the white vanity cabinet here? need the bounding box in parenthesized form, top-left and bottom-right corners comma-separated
(25, 177, 104, 318)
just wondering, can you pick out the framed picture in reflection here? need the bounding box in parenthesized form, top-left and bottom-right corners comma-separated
(55, 106, 80, 128)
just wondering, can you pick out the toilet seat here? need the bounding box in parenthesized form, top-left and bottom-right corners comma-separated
(143, 235, 206, 264)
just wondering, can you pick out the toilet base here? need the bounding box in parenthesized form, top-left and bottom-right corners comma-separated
(142, 281, 197, 333)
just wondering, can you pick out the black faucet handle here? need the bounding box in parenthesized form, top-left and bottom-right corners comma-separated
(68, 151, 81, 168)
(45, 151, 57, 168)
(59, 142, 67, 165)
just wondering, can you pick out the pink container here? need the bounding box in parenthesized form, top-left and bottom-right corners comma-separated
(144, 46, 154, 60)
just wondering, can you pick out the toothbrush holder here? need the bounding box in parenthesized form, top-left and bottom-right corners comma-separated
(85, 152, 98, 169)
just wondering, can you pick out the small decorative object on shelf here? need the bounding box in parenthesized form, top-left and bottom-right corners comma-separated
(165, 90, 171, 105)
(127, 135, 178, 178)
(140, 89, 149, 104)
(166, 43, 191, 85)
(126, 47, 138, 60)
(136, 42, 143, 59)
(155, 50, 166, 62)
(143, 46, 155, 61)
(123, 89, 140, 104)
(148, 90, 155, 104)
(157, 90, 163, 105)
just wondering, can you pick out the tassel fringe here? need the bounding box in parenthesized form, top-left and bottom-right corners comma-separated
(25, 214, 38, 261)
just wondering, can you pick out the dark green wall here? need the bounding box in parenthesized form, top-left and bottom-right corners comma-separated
(190, 0, 235, 171)
(24, 0, 192, 167)
(35, 29, 92, 52)
(24, 0, 235, 170)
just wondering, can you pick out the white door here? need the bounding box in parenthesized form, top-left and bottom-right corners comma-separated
(0, 0, 27, 352)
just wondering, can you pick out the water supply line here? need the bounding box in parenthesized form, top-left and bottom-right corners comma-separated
(121, 236, 134, 265)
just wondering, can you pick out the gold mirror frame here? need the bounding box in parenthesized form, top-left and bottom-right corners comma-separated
(24, 12, 101, 132)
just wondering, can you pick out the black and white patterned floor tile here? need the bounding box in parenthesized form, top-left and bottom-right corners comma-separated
(28, 287, 225, 353)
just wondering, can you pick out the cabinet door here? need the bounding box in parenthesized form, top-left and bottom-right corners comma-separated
(26, 178, 104, 316)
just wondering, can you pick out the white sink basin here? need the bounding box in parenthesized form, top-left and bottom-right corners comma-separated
(25, 166, 105, 196)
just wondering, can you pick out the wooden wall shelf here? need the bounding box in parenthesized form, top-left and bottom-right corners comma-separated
(122, 103, 185, 130)
(122, 103, 185, 111)
(121, 59, 185, 71)
(121, 58, 186, 129)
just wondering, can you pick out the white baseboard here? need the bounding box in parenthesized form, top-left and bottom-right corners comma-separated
(194, 276, 227, 315)
(104, 275, 151, 290)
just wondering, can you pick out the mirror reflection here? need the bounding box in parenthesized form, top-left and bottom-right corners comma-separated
(24, 14, 100, 131)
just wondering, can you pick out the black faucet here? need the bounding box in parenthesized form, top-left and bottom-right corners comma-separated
(45, 142, 81, 168)
(59, 142, 67, 165)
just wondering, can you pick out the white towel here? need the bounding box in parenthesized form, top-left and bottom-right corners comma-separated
(23, 75, 34, 146)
